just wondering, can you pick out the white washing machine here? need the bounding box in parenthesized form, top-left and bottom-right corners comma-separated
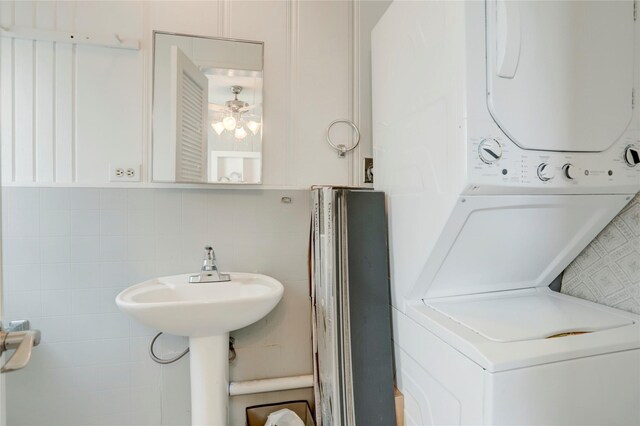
(372, 1, 640, 424)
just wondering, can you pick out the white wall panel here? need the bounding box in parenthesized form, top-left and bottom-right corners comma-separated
(34, 1, 55, 30)
(54, 1, 75, 32)
(13, 1, 34, 27)
(72, 1, 144, 184)
(0, 0, 13, 182)
(0, 36, 14, 183)
(295, 0, 352, 187)
(13, 38, 34, 183)
(353, 0, 391, 185)
(35, 40, 54, 182)
(149, 1, 221, 37)
(0, 0, 13, 26)
(54, 44, 74, 183)
(74, 1, 142, 40)
(75, 46, 142, 183)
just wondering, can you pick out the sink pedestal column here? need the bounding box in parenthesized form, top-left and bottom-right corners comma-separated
(189, 334, 229, 426)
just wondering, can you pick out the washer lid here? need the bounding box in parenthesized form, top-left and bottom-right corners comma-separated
(425, 290, 634, 342)
(410, 194, 632, 300)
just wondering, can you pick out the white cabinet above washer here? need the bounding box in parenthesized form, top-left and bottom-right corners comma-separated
(486, 0, 636, 152)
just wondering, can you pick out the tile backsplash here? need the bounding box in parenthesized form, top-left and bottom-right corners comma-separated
(2, 187, 312, 426)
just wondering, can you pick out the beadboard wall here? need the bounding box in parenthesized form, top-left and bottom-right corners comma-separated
(0, 0, 390, 188)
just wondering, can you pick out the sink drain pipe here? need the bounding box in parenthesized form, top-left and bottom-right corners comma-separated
(229, 374, 314, 396)
(149, 333, 312, 396)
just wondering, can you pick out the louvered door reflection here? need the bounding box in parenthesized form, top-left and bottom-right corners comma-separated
(171, 45, 208, 183)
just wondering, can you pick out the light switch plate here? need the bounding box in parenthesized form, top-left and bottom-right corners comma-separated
(364, 158, 373, 184)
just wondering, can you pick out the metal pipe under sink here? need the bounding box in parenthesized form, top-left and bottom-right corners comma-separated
(229, 374, 314, 396)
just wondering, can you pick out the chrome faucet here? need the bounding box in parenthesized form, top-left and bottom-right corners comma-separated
(189, 246, 231, 283)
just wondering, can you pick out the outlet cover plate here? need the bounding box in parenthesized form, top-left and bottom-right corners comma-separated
(109, 164, 141, 182)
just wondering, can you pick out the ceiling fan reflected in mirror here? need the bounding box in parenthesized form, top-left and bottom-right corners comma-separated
(210, 86, 261, 140)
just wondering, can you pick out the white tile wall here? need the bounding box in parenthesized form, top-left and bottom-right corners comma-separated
(2, 187, 312, 426)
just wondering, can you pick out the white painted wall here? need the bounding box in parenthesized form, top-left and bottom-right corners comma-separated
(0, 1, 143, 185)
(0, 0, 388, 188)
(353, 0, 392, 185)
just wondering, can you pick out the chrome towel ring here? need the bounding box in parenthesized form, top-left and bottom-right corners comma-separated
(326, 119, 361, 157)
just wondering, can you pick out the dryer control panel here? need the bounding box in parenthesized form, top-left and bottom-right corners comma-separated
(466, 130, 640, 195)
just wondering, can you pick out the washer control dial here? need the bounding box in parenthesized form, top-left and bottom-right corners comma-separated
(537, 163, 554, 181)
(562, 163, 575, 180)
(478, 139, 502, 164)
(624, 145, 640, 167)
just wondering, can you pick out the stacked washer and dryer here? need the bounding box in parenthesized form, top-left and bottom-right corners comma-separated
(372, 1, 640, 425)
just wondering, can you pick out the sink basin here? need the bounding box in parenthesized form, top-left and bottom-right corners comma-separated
(116, 272, 284, 337)
(116, 272, 284, 425)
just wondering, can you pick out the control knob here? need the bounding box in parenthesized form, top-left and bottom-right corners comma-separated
(562, 163, 575, 180)
(478, 139, 502, 164)
(624, 145, 640, 167)
(537, 163, 554, 182)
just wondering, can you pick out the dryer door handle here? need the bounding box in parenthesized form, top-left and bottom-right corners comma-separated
(496, 0, 521, 79)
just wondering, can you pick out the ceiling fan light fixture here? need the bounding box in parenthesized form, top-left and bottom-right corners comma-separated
(222, 116, 237, 131)
(211, 121, 225, 135)
(235, 127, 247, 140)
(247, 121, 261, 135)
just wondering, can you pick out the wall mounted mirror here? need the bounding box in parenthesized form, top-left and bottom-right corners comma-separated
(152, 31, 264, 184)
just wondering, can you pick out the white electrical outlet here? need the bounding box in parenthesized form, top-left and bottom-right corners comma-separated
(109, 164, 141, 182)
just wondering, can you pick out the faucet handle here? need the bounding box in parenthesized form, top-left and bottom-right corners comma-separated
(204, 246, 214, 259)
(202, 246, 216, 271)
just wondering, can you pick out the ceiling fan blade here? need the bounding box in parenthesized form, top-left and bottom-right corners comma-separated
(239, 103, 261, 113)
(242, 114, 260, 121)
(208, 103, 228, 112)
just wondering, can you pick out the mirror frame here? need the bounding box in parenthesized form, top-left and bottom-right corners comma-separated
(150, 30, 265, 185)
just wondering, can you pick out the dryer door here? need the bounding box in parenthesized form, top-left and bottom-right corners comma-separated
(486, 0, 635, 152)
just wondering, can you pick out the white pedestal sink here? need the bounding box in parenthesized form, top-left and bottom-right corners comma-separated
(116, 273, 284, 426)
